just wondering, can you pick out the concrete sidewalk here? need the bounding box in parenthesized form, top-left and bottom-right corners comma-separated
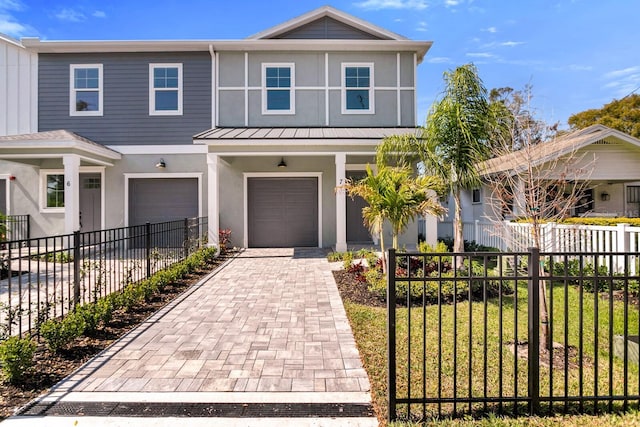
(4, 248, 377, 426)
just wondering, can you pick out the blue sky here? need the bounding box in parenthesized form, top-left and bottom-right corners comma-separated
(1, 0, 639, 129)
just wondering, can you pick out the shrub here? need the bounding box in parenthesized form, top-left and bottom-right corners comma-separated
(218, 228, 232, 253)
(76, 299, 114, 335)
(327, 252, 344, 262)
(341, 251, 355, 270)
(40, 313, 85, 353)
(544, 257, 612, 292)
(119, 283, 144, 312)
(0, 336, 36, 384)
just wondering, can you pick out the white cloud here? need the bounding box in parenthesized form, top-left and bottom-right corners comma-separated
(466, 52, 495, 58)
(602, 66, 640, 98)
(427, 56, 452, 64)
(0, 1, 32, 38)
(55, 8, 85, 22)
(604, 66, 640, 79)
(0, 0, 23, 11)
(501, 41, 524, 47)
(0, 13, 26, 36)
(444, 0, 460, 6)
(482, 26, 497, 33)
(353, 0, 428, 10)
(92, 10, 106, 18)
(416, 21, 428, 32)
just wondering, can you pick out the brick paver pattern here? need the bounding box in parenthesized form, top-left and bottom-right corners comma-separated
(58, 248, 371, 394)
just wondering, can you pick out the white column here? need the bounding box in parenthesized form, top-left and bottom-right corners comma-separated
(335, 153, 347, 252)
(207, 153, 220, 250)
(63, 154, 80, 234)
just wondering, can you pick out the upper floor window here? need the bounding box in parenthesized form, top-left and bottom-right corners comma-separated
(262, 63, 294, 114)
(149, 64, 183, 115)
(472, 188, 481, 204)
(342, 63, 374, 114)
(70, 64, 103, 116)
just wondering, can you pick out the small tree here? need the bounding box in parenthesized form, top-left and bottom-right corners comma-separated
(340, 163, 445, 271)
(482, 87, 594, 352)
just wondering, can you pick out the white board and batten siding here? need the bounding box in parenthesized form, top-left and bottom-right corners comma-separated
(0, 35, 38, 136)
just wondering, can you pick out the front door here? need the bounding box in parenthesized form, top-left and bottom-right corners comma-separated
(79, 173, 101, 232)
(346, 171, 372, 243)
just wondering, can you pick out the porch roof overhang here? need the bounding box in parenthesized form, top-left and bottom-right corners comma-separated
(0, 130, 122, 166)
(193, 127, 421, 153)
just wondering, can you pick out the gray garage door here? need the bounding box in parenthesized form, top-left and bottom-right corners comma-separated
(129, 178, 198, 226)
(248, 177, 318, 247)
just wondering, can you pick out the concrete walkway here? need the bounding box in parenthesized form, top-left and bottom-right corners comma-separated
(3, 248, 377, 426)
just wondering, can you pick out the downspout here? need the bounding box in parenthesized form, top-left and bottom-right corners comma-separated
(209, 44, 217, 129)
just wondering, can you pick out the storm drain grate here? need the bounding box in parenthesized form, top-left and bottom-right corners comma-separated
(19, 401, 375, 418)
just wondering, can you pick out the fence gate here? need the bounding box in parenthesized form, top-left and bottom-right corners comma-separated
(387, 248, 640, 422)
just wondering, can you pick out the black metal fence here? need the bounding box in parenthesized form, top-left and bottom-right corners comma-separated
(387, 248, 640, 422)
(0, 217, 208, 338)
(2, 215, 30, 242)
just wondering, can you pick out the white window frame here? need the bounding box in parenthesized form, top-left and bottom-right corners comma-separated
(341, 62, 374, 115)
(40, 170, 65, 213)
(149, 63, 183, 116)
(69, 64, 103, 116)
(261, 63, 295, 115)
(472, 188, 482, 204)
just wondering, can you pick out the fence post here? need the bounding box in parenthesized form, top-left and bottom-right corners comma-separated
(145, 222, 151, 278)
(183, 217, 190, 259)
(527, 247, 540, 415)
(474, 220, 480, 245)
(616, 223, 629, 273)
(387, 248, 397, 423)
(73, 230, 81, 306)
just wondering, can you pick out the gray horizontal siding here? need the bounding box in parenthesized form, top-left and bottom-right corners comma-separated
(274, 17, 384, 40)
(38, 52, 211, 145)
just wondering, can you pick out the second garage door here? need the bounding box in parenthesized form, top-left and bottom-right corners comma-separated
(129, 178, 198, 226)
(248, 177, 318, 247)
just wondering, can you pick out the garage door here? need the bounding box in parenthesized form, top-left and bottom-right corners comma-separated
(248, 177, 318, 247)
(129, 178, 198, 226)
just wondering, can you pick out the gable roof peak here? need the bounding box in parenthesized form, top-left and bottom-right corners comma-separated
(247, 5, 408, 41)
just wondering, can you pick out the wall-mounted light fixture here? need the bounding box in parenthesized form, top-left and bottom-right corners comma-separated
(601, 192, 610, 201)
(155, 159, 166, 169)
(277, 158, 287, 169)
(9, 175, 16, 181)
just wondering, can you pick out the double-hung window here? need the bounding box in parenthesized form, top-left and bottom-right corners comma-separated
(70, 64, 103, 116)
(342, 63, 374, 114)
(149, 64, 183, 115)
(262, 63, 294, 114)
(41, 172, 65, 211)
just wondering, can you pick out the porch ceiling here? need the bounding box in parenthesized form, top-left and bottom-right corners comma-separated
(0, 130, 121, 166)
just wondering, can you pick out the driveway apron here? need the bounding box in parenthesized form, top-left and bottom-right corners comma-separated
(5, 248, 376, 426)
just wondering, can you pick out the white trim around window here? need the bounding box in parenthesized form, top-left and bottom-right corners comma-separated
(40, 170, 65, 213)
(70, 64, 103, 116)
(0, 174, 10, 215)
(341, 62, 374, 115)
(149, 63, 183, 116)
(261, 63, 295, 115)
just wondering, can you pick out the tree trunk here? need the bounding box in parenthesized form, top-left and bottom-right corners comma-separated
(380, 230, 387, 275)
(539, 261, 552, 352)
(453, 188, 464, 253)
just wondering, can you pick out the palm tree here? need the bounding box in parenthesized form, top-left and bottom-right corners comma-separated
(379, 64, 498, 254)
(341, 163, 445, 271)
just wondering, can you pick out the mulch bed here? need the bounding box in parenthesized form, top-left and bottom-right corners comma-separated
(0, 254, 230, 420)
(333, 269, 386, 307)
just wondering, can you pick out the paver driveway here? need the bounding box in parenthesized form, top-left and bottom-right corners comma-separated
(7, 248, 375, 426)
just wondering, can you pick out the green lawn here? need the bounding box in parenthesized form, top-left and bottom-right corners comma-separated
(345, 280, 640, 426)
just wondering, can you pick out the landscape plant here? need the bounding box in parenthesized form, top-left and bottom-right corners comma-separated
(0, 336, 36, 384)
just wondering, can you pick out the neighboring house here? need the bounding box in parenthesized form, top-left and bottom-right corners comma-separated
(439, 124, 640, 237)
(0, 6, 432, 250)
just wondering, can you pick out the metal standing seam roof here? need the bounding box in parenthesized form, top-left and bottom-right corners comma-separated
(193, 127, 421, 140)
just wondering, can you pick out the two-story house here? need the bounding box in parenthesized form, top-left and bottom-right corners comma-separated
(0, 6, 432, 251)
